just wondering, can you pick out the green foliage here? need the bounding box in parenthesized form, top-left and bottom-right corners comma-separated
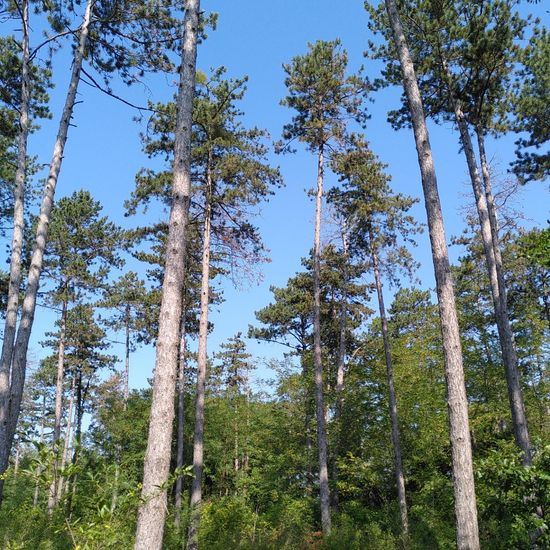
(280, 39, 367, 153)
(476, 443, 550, 548)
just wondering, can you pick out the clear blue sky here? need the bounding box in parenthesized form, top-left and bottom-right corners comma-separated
(9, 0, 549, 390)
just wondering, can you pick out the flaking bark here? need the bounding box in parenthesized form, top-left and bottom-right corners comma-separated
(187, 160, 213, 550)
(0, 0, 94, 499)
(313, 147, 331, 534)
(383, 1, 480, 547)
(0, 0, 30, 440)
(133, 2, 200, 547)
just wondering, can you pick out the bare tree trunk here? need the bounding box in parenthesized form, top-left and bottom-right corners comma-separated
(383, 1, 479, 548)
(133, 2, 199, 548)
(124, 305, 131, 404)
(111, 307, 131, 514)
(33, 393, 47, 507)
(332, 227, 348, 511)
(444, 76, 531, 464)
(313, 146, 331, 534)
(0, 0, 30, 449)
(187, 162, 213, 550)
(57, 378, 75, 501)
(47, 298, 67, 515)
(370, 234, 409, 541)
(0, 0, 94, 500)
(13, 441, 20, 478)
(174, 316, 187, 530)
(474, 126, 531, 464)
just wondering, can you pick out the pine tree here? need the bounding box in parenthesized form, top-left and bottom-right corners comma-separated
(371, 0, 480, 546)
(329, 134, 420, 541)
(279, 39, 367, 533)
(134, 2, 200, 547)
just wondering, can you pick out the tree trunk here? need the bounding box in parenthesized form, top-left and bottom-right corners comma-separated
(111, 307, 131, 514)
(0, 0, 94, 500)
(57, 378, 75, 501)
(0, 0, 30, 447)
(47, 298, 67, 515)
(442, 64, 531, 464)
(33, 393, 47, 507)
(312, 146, 331, 534)
(187, 161, 213, 550)
(66, 372, 84, 517)
(133, 2, 199, 547)
(174, 316, 187, 530)
(474, 126, 531, 464)
(370, 233, 409, 541)
(383, 1, 479, 548)
(332, 227, 348, 511)
(124, 304, 131, 405)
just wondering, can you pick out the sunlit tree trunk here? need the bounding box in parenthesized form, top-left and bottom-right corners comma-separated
(134, 2, 199, 547)
(48, 298, 67, 515)
(57, 378, 75, 501)
(384, 1, 480, 547)
(0, 0, 94, 501)
(0, 0, 30, 453)
(124, 304, 131, 404)
(33, 393, 47, 506)
(174, 315, 187, 530)
(473, 126, 531, 464)
(332, 227, 348, 511)
(442, 62, 531, 464)
(187, 160, 213, 550)
(312, 145, 331, 534)
(369, 232, 409, 541)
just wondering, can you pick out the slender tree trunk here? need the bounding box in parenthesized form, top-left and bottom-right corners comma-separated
(332, 227, 348, 511)
(174, 315, 187, 530)
(111, 308, 131, 514)
(369, 233, 409, 541)
(66, 372, 83, 517)
(57, 378, 75, 501)
(0, 0, 30, 446)
(13, 441, 20, 478)
(133, 2, 199, 547)
(187, 162, 213, 550)
(124, 305, 131, 404)
(312, 146, 331, 534)
(0, 0, 94, 500)
(443, 73, 531, 464)
(47, 298, 67, 515)
(33, 393, 47, 507)
(383, 1, 479, 548)
(474, 127, 531, 464)
(302, 354, 314, 493)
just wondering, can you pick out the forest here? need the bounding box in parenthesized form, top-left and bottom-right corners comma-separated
(0, 0, 548, 548)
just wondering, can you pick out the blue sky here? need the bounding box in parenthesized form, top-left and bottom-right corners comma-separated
(8, 0, 549, 390)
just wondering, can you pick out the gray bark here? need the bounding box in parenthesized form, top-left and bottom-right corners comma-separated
(133, 1, 199, 547)
(474, 127, 532, 464)
(383, 1, 480, 548)
(0, 0, 94, 500)
(0, 0, 30, 442)
(332, 227, 348, 511)
(33, 393, 47, 507)
(313, 147, 331, 534)
(443, 72, 531, 464)
(187, 162, 213, 550)
(370, 235, 409, 541)
(48, 298, 67, 515)
(124, 304, 131, 405)
(174, 317, 187, 530)
(57, 378, 75, 501)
